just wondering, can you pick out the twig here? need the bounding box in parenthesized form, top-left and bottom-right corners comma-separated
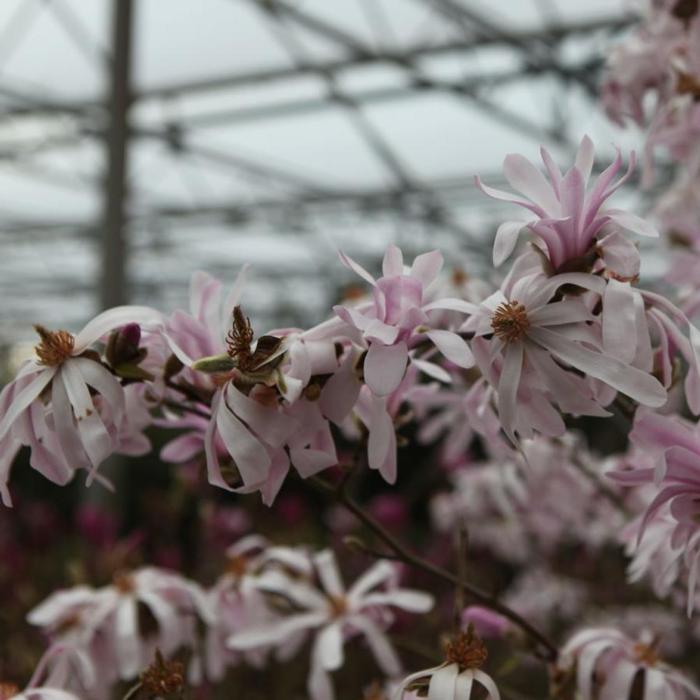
(309, 476, 559, 662)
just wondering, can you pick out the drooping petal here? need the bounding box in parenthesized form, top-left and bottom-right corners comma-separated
(315, 622, 344, 671)
(347, 614, 401, 676)
(602, 279, 638, 363)
(497, 343, 524, 443)
(364, 341, 408, 397)
(473, 669, 501, 700)
(606, 209, 659, 237)
(530, 327, 667, 408)
(229, 611, 328, 650)
(426, 330, 474, 368)
(0, 369, 56, 442)
(215, 394, 270, 488)
(74, 357, 125, 426)
(115, 598, 141, 679)
(428, 663, 459, 700)
(367, 396, 394, 480)
(411, 358, 452, 383)
(320, 353, 362, 424)
(74, 306, 162, 353)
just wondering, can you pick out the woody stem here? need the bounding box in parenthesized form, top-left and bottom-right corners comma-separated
(310, 476, 559, 662)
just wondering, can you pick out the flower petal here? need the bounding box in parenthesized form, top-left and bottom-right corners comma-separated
(382, 244, 404, 277)
(364, 341, 408, 396)
(425, 330, 473, 369)
(493, 220, 526, 266)
(530, 328, 667, 408)
(74, 306, 162, 353)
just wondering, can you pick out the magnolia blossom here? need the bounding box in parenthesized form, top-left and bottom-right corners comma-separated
(558, 627, 700, 699)
(433, 435, 622, 561)
(164, 270, 343, 502)
(230, 549, 433, 700)
(334, 244, 474, 398)
(1, 644, 94, 700)
(0, 307, 162, 504)
(410, 377, 510, 463)
(28, 567, 212, 681)
(475, 135, 657, 269)
(203, 535, 314, 681)
(394, 628, 500, 700)
(462, 268, 666, 442)
(609, 409, 700, 614)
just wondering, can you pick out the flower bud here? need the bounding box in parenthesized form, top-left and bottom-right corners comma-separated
(461, 606, 511, 640)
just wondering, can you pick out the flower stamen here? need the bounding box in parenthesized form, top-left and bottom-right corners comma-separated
(633, 642, 660, 667)
(491, 301, 530, 343)
(34, 325, 75, 366)
(444, 626, 488, 671)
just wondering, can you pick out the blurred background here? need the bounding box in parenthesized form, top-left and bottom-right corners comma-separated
(0, 0, 640, 351)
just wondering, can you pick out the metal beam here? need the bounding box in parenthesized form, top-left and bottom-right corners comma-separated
(100, 0, 133, 309)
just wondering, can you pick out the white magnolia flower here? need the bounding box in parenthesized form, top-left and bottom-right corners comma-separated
(394, 628, 500, 699)
(229, 549, 434, 700)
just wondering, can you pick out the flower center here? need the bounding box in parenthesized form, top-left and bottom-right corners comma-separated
(677, 71, 700, 99)
(140, 650, 185, 697)
(491, 301, 530, 343)
(328, 595, 348, 618)
(444, 628, 488, 671)
(633, 642, 660, 667)
(34, 325, 75, 366)
(225, 305, 283, 376)
(226, 554, 249, 579)
(0, 683, 20, 700)
(113, 571, 135, 594)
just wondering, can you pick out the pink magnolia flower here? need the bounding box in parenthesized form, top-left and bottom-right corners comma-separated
(28, 568, 212, 681)
(229, 550, 433, 700)
(461, 269, 666, 442)
(410, 377, 510, 462)
(609, 409, 700, 614)
(3, 645, 94, 700)
(334, 244, 474, 398)
(475, 136, 657, 270)
(164, 270, 343, 501)
(0, 307, 162, 504)
(559, 627, 700, 699)
(202, 535, 313, 681)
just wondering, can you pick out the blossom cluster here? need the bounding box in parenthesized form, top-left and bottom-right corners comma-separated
(20, 537, 435, 700)
(4, 68, 700, 696)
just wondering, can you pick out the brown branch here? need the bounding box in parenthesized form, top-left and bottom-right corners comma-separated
(310, 476, 559, 662)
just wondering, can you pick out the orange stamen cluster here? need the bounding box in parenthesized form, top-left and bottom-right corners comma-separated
(491, 301, 530, 343)
(677, 71, 700, 99)
(34, 325, 75, 366)
(444, 627, 488, 671)
(113, 571, 135, 594)
(328, 596, 348, 618)
(0, 683, 20, 700)
(226, 554, 249, 579)
(633, 642, 660, 667)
